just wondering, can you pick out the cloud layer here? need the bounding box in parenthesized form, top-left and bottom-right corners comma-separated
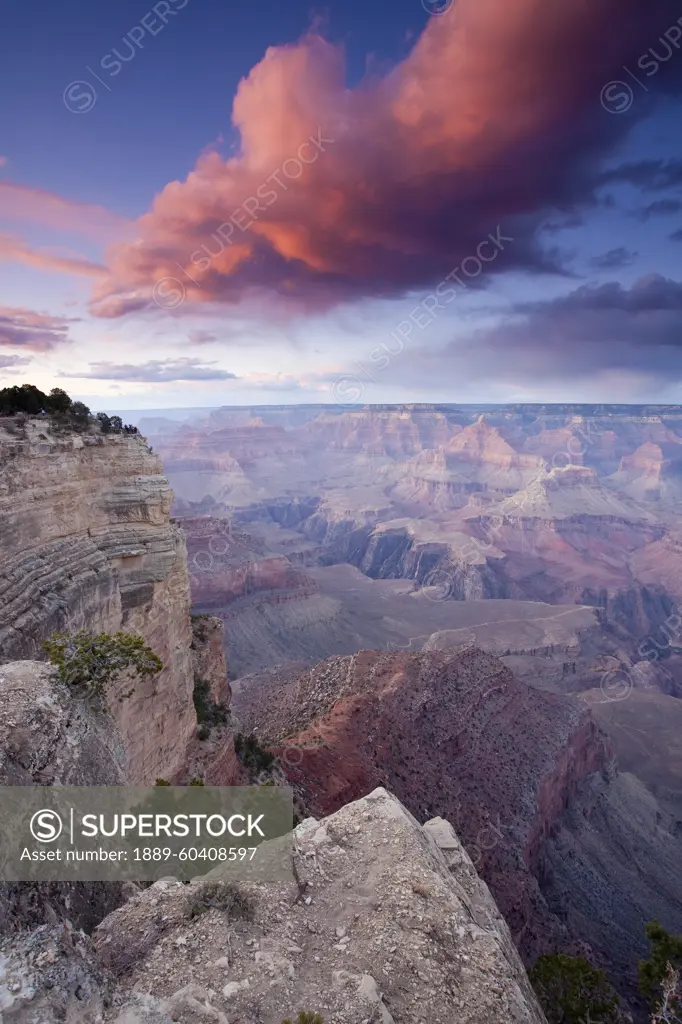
(91, 0, 682, 318)
(390, 273, 682, 392)
(0, 182, 129, 241)
(0, 307, 77, 351)
(63, 358, 238, 382)
(0, 234, 105, 278)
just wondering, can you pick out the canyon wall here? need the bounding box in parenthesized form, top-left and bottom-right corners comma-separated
(0, 422, 198, 783)
(183, 614, 243, 785)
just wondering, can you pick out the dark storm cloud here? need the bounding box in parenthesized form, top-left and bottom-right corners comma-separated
(589, 247, 638, 269)
(636, 198, 682, 220)
(597, 159, 682, 193)
(469, 274, 682, 382)
(376, 274, 682, 393)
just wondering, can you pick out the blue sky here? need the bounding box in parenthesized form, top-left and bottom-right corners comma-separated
(2, 0, 682, 409)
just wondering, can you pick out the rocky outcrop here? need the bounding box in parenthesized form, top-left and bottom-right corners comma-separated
(0, 422, 195, 784)
(446, 417, 543, 470)
(0, 660, 125, 787)
(180, 614, 243, 786)
(0, 787, 547, 1024)
(0, 660, 127, 934)
(181, 515, 318, 612)
(232, 645, 682, 1002)
(190, 614, 230, 707)
(608, 443, 682, 504)
(233, 647, 613, 963)
(386, 423, 547, 512)
(0, 924, 112, 1023)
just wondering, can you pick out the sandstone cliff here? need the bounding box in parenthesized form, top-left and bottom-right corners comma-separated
(0, 660, 127, 934)
(0, 421, 198, 783)
(0, 789, 548, 1024)
(297, 409, 459, 455)
(181, 614, 243, 785)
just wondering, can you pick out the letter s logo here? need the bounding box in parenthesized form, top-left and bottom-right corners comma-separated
(30, 809, 63, 843)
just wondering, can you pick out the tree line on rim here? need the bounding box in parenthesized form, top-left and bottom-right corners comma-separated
(0, 383, 138, 433)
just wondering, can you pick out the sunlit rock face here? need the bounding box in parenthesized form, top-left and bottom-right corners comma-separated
(0, 420, 195, 783)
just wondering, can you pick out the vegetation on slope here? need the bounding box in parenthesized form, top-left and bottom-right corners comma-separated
(43, 629, 163, 710)
(640, 921, 682, 1021)
(529, 954, 623, 1023)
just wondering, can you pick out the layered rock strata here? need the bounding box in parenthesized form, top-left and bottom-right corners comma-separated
(0, 424, 195, 783)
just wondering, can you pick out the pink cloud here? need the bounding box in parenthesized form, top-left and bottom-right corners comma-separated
(0, 181, 130, 242)
(0, 233, 106, 278)
(90, 0, 682, 318)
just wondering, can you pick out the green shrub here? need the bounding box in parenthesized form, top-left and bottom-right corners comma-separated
(639, 920, 682, 1012)
(70, 400, 91, 428)
(0, 384, 50, 416)
(45, 387, 72, 415)
(529, 953, 622, 1023)
(234, 732, 275, 773)
(43, 629, 163, 710)
(281, 1013, 324, 1024)
(155, 778, 170, 786)
(193, 674, 229, 729)
(189, 778, 205, 786)
(0, 383, 126, 434)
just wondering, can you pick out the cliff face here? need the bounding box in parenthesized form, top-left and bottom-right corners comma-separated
(232, 646, 682, 1000)
(0, 423, 195, 783)
(298, 409, 459, 455)
(232, 647, 612, 964)
(0, 660, 127, 934)
(0, 789, 547, 1024)
(182, 614, 243, 785)
(190, 614, 230, 706)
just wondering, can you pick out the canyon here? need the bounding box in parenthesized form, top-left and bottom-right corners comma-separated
(2, 404, 682, 1021)
(143, 402, 682, 1013)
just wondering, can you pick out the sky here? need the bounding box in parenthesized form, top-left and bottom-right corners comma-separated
(2, 0, 682, 410)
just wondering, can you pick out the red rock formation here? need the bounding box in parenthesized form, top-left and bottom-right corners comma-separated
(447, 417, 542, 470)
(522, 425, 583, 466)
(180, 515, 317, 612)
(233, 646, 612, 964)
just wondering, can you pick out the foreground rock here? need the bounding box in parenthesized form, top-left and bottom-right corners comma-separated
(0, 661, 126, 935)
(87, 788, 546, 1024)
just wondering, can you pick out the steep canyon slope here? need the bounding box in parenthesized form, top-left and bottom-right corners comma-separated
(233, 646, 682, 1009)
(0, 418, 235, 785)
